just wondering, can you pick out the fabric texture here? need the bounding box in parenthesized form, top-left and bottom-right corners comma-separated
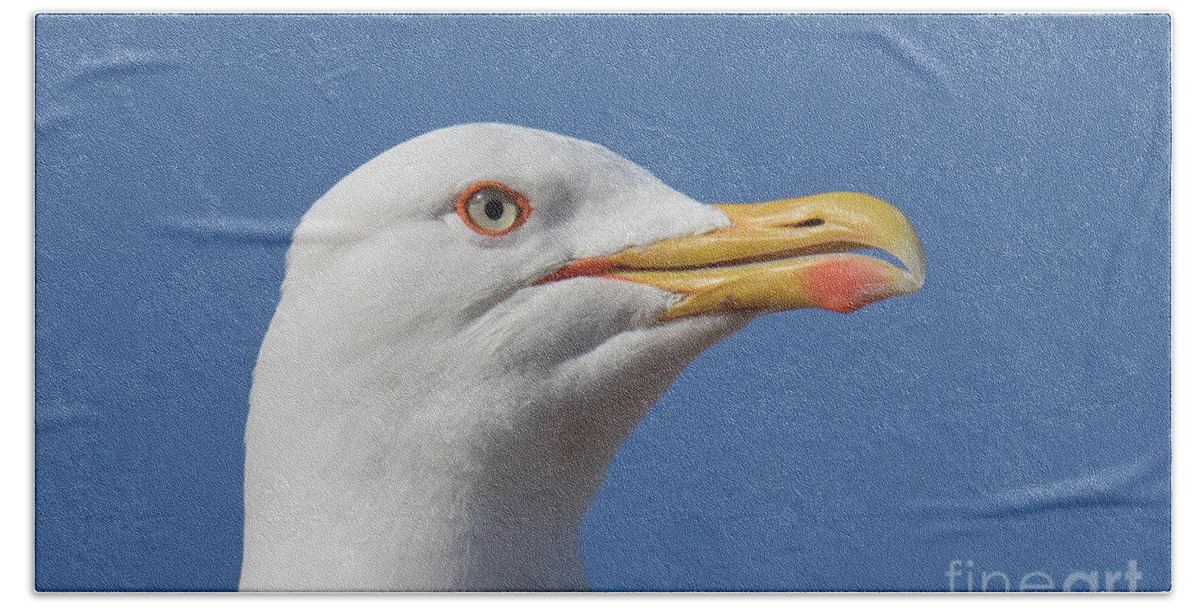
(34, 13, 1170, 592)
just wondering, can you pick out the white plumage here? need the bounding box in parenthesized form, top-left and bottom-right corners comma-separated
(240, 123, 923, 591)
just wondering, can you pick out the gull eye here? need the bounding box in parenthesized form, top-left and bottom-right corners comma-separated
(456, 181, 530, 236)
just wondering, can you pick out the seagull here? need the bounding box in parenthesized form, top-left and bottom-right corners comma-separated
(238, 123, 924, 592)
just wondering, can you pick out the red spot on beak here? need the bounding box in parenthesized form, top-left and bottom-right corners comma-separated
(805, 258, 895, 314)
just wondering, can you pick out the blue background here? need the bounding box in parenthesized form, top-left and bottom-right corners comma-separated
(34, 14, 1171, 591)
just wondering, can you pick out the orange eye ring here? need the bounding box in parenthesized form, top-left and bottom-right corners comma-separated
(455, 181, 531, 236)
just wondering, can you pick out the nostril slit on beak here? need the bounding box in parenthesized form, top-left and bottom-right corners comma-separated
(790, 218, 825, 228)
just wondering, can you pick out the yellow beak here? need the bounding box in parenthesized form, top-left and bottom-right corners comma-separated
(538, 192, 925, 321)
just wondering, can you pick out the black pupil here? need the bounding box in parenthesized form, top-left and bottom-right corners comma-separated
(483, 195, 506, 221)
